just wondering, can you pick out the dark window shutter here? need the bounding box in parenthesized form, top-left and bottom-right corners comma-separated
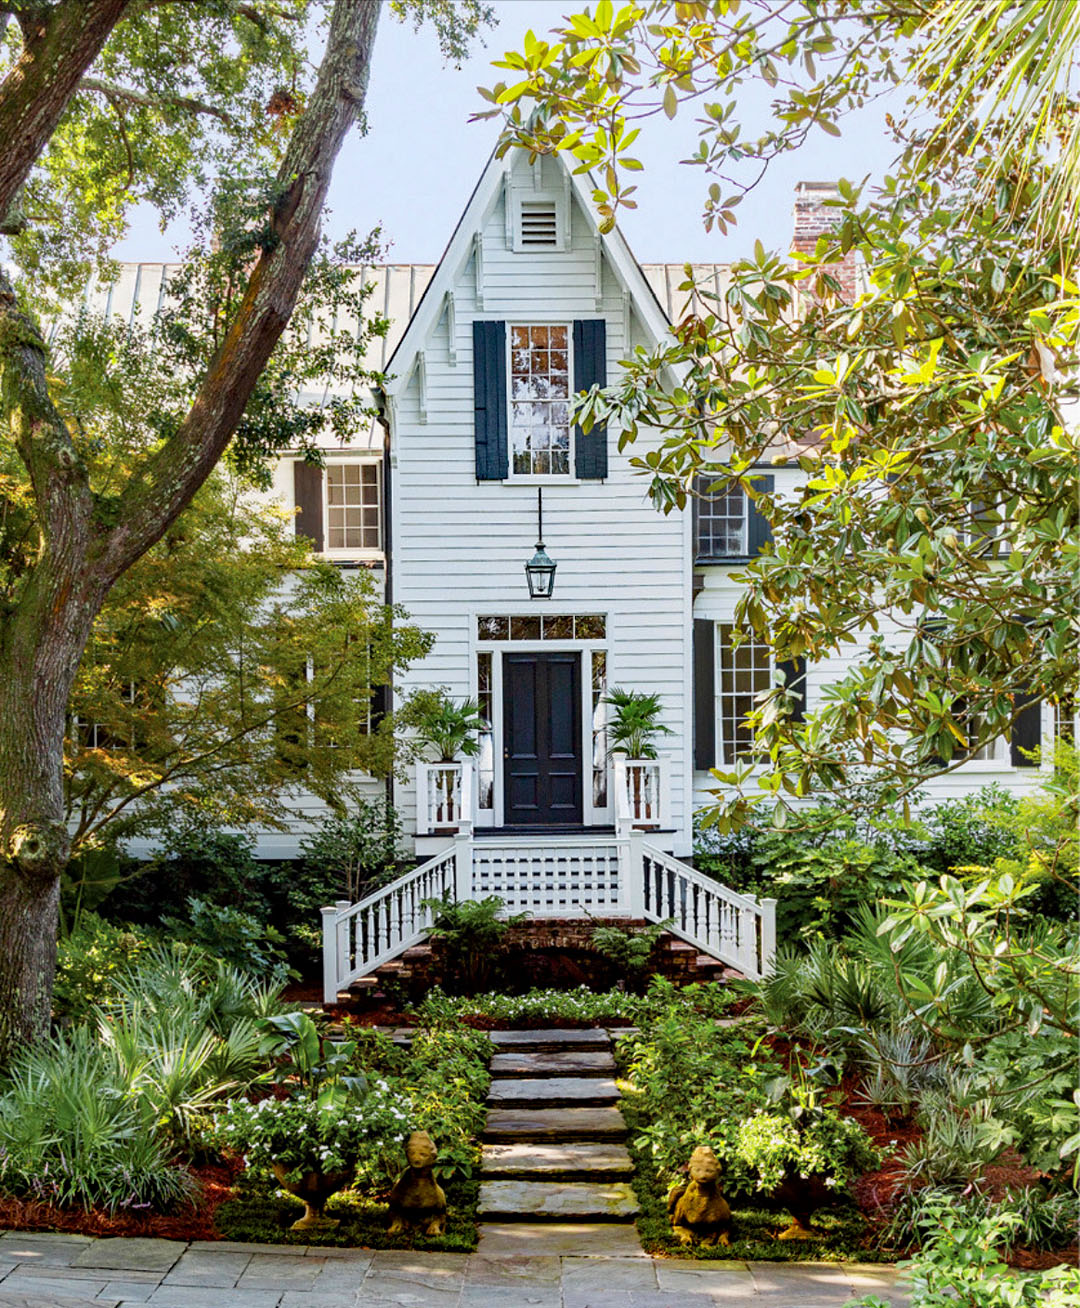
(573, 319, 608, 479)
(693, 619, 716, 770)
(1010, 689, 1041, 767)
(746, 474, 774, 555)
(293, 462, 324, 550)
(776, 655, 807, 722)
(473, 320, 508, 480)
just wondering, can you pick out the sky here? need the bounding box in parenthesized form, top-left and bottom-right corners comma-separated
(115, 0, 908, 268)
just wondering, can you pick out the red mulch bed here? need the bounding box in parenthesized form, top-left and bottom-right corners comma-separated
(0, 1157, 242, 1243)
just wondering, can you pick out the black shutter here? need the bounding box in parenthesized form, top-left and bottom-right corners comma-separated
(573, 319, 608, 479)
(1010, 688, 1041, 767)
(746, 474, 774, 555)
(693, 619, 716, 770)
(473, 320, 508, 480)
(293, 461, 324, 550)
(776, 654, 807, 722)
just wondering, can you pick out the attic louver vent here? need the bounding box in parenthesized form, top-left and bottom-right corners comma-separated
(520, 202, 558, 247)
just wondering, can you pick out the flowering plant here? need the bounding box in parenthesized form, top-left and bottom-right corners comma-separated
(214, 1076, 409, 1185)
(731, 1108, 881, 1192)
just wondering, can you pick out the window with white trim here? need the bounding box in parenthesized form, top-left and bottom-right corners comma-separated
(716, 623, 772, 764)
(696, 480, 748, 558)
(509, 325, 572, 476)
(325, 462, 380, 551)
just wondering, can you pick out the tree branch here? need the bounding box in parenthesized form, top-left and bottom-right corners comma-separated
(79, 76, 233, 124)
(96, 0, 380, 583)
(0, 0, 132, 225)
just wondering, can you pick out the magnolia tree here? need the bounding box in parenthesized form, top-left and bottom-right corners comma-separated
(479, 0, 1079, 829)
(0, 0, 491, 1059)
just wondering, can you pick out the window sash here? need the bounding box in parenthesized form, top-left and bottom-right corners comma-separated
(715, 623, 772, 764)
(324, 462, 381, 552)
(508, 323, 573, 478)
(696, 480, 748, 559)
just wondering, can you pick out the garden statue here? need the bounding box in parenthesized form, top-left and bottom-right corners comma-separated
(666, 1146, 732, 1247)
(387, 1130, 447, 1236)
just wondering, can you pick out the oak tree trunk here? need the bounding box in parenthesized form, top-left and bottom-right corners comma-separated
(0, 0, 380, 1063)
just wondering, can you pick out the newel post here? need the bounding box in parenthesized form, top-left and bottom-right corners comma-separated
(321, 903, 341, 1005)
(454, 830, 473, 904)
(759, 897, 778, 977)
(625, 828, 646, 919)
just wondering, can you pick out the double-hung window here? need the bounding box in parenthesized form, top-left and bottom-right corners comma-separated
(509, 324, 572, 476)
(325, 462, 381, 552)
(696, 481, 748, 558)
(716, 623, 772, 764)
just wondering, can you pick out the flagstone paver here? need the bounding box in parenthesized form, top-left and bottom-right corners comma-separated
(482, 1141, 634, 1178)
(0, 1232, 909, 1305)
(490, 1050, 617, 1076)
(486, 1075, 621, 1107)
(480, 1179, 639, 1220)
(484, 1106, 629, 1142)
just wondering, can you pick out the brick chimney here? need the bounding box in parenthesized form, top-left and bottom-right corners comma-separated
(792, 181, 858, 301)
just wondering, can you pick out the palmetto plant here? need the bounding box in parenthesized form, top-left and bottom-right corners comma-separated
(410, 690, 486, 762)
(604, 688, 673, 759)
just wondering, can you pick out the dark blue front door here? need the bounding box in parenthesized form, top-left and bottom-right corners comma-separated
(502, 652, 583, 826)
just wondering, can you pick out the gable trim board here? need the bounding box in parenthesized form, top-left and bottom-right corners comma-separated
(380, 148, 677, 411)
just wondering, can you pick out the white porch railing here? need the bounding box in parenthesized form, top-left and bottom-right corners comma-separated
(614, 756, 670, 831)
(641, 840, 776, 982)
(322, 830, 776, 1001)
(321, 843, 457, 1000)
(416, 761, 472, 834)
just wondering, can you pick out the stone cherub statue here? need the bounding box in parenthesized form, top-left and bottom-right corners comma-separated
(666, 1146, 733, 1247)
(387, 1130, 447, 1237)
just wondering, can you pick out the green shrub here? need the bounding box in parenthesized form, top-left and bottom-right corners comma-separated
(285, 801, 404, 959)
(117, 826, 277, 924)
(414, 984, 644, 1025)
(161, 896, 291, 982)
(590, 917, 672, 992)
(423, 896, 526, 995)
(0, 1025, 196, 1213)
(53, 912, 150, 1025)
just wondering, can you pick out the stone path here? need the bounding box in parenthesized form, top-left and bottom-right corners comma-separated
(477, 1028, 640, 1249)
(0, 1025, 909, 1306)
(0, 1231, 910, 1306)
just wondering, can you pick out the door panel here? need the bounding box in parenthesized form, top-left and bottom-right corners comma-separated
(503, 652, 583, 825)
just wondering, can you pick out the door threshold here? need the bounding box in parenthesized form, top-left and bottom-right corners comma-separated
(475, 825, 617, 837)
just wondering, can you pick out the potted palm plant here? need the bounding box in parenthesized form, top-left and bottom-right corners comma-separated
(605, 688, 673, 827)
(408, 690, 486, 832)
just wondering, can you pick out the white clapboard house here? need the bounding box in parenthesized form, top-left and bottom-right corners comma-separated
(84, 149, 1052, 998)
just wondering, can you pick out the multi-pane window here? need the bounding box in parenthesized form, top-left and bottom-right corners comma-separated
(696, 480, 747, 558)
(477, 651, 494, 810)
(477, 614, 605, 641)
(510, 325, 571, 476)
(716, 624, 772, 764)
(591, 650, 608, 807)
(325, 462, 380, 551)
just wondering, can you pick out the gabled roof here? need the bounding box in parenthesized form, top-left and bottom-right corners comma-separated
(381, 148, 679, 401)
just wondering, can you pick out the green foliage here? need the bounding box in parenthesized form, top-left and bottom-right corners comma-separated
(423, 896, 526, 995)
(884, 1184, 1080, 1257)
(57, 471, 432, 851)
(855, 1204, 1080, 1308)
(414, 984, 645, 1026)
(590, 917, 672, 990)
(0, 947, 279, 1212)
(406, 689, 486, 761)
(123, 827, 270, 922)
(481, 1, 1079, 821)
(53, 912, 149, 1026)
(286, 802, 404, 959)
(604, 687, 673, 759)
(162, 897, 291, 984)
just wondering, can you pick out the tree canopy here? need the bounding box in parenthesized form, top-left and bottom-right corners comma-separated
(480, 0, 1080, 827)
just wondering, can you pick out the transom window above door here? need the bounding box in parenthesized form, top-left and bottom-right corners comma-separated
(509, 324, 571, 476)
(478, 613, 605, 641)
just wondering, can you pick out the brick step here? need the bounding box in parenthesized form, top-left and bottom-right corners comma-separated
(489, 1050, 615, 1079)
(486, 1077, 620, 1110)
(483, 1107, 627, 1144)
(481, 1142, 632, 1182)
(478, 1179, 638, 1223)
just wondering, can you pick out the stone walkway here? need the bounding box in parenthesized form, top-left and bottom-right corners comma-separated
(0, 1232, 909, 1307)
